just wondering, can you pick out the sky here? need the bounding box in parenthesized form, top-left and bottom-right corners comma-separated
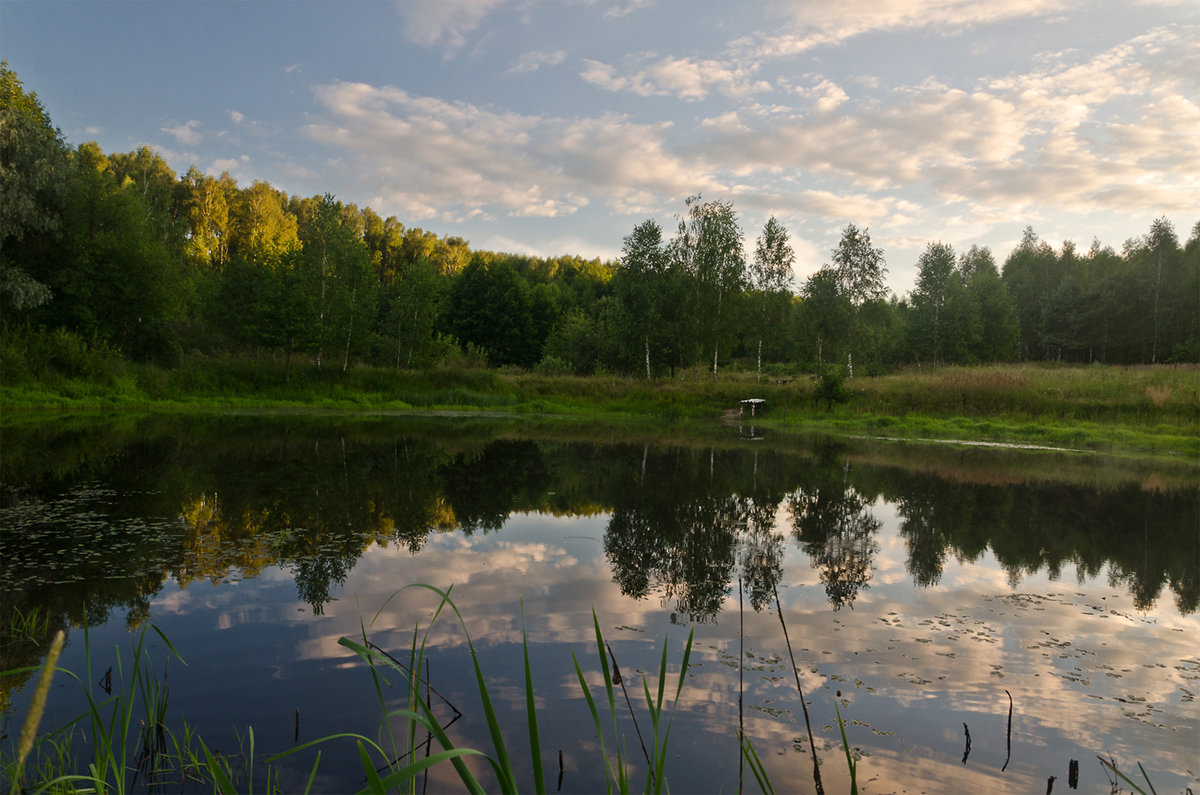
(3, 0, 1198, 294)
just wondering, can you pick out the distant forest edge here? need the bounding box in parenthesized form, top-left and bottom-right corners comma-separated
(3, 62, 1198, 386)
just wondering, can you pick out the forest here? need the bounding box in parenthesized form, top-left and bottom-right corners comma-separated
(3, 62, 1198, 383)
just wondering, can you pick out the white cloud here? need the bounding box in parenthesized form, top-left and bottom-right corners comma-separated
(506, 49, 566, 75)
(601, 0, 651, 18)
(304, 81, 711, 220)
(789, 77, 849, 113)
(298, 18, 1197, 276)
(733, 0, 1077, 57)
(397, 0, 506, 55)
(580, 59, 655, 96)
(581, 55, 772, 101)
(284, 62, 302, 74)
(695, 26, 1200, 220)
(229, 110, 245, 124)
(162, 120, 202, 146)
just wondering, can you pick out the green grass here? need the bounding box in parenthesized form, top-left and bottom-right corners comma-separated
(3, 620, 202, 794)
(2, 354, 1197, 458)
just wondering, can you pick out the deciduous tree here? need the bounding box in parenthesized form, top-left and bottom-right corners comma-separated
(671, 195, 746, 381)
(614, 219, 670, 379)
(750, 216, 795, 381)
(0, 61, 68, 311)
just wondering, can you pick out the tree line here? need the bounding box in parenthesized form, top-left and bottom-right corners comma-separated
(3, 62, 1197, 380)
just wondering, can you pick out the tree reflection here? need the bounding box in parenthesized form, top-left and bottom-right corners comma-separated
(787, 458, 881, 610)
(739, 498, 784, 612)
(603, 447, 745, 623)
(1, 415, 1195, 681)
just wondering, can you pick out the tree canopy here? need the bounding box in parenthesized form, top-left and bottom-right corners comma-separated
(2, 62, 1195, 378)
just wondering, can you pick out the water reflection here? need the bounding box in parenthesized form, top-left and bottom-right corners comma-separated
(2, 416, 1196, 633)
(2, 414, 1197, 791)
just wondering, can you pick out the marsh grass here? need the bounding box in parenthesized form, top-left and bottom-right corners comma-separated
(4, 354, 1196, 456)
(2, 621, 205, 794)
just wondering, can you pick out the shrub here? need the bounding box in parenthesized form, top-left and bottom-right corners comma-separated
(535, 355, 574, 376)
(813, 364, 849, 408)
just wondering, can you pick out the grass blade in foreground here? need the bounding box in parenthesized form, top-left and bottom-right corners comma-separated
(521, 601, 546, 794)
(9, 630, 65, 793)
(834, 701, 858, 795)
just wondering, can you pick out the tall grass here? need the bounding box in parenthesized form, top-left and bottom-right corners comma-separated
(3, 621, 198, 794)
(4, 345, 1197, 456)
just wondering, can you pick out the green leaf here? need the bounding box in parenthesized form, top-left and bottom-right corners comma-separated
(357, 739, 386, 795)
(199, 738, 238, 795)
(522, 601, 546, 795)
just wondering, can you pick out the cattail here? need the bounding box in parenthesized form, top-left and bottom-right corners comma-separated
(17, 629, 66, 770)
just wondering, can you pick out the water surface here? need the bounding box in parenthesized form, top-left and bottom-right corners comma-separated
(1, 414, 1196, 792)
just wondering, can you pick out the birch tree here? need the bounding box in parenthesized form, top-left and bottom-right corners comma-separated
(830, 223, 887, 376)
(672, 195, 746, 381)
(750, 216, 795, 382)
(614, 218, 669, 379)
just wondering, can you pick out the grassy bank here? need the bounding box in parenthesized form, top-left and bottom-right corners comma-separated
(1, 352, 1196, 458)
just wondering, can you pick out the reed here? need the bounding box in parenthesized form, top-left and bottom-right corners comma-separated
(3, 621, 197, 794)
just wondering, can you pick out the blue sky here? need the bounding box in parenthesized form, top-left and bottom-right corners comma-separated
(4, 0, 1197, 293)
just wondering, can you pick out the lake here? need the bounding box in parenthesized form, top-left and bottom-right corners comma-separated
(1, 413, 1196, 793)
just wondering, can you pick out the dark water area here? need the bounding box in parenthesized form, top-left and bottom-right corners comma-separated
(1, 413, 1197, 792)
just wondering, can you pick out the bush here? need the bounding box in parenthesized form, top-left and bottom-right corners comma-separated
(535, 355, 574, 376)
(813, 364, 849, 408)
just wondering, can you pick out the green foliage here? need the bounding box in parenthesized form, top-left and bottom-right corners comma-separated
(831, 223, 887, 307)
(446, 257, 546, 368)
(535, 354, 575, 375)
(834, 701, 859, 795)
(798, 267, 852, 367)
(1, 61, 69, 313)
(3, 621, 197, 794)
(613, 219, 673, 379)
(0, 61, 69, 253)
(813, 364, 849, 409)
(750, 217, 796, 381)
(671, 195, 746, 380)
(1, 61, 1195, 391)
(542, 307, 601, 375)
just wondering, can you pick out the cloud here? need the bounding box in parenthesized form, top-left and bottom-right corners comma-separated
(787, 77, 849, 113)
(284, 62, 302, 74)
(298, 18, 1195, 279)
(733, 0, 1077, 57)
(161, 120, 202, 147)
(303, 81, 712, 220)
(696, 26, 1200, 219)
(506, 49, 566, 75)
(581, 55, 772, 101)
(397, 0, 506, 55)
(600, 0, 651, 18)
(229, 110, 245, 124)
(206, 155, 249, 177)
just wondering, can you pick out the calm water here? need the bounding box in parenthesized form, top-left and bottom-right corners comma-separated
(1, 414, 1197, 793)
